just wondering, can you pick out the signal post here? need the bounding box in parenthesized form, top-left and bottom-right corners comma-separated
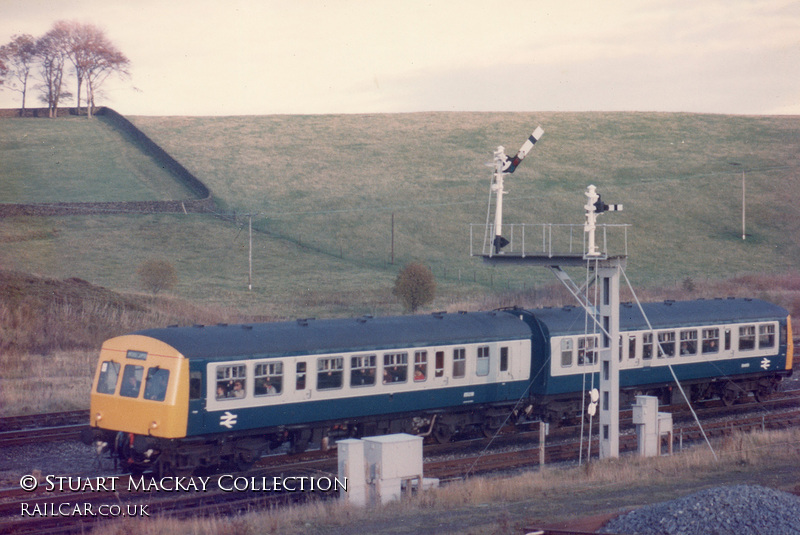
(475, 127, 627, 459)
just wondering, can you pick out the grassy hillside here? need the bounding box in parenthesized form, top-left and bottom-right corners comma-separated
(1, 112, 799, 319)
(0, 115, 195, 202)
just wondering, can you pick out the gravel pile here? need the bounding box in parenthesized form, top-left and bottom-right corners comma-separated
(600, 485, 800, 535)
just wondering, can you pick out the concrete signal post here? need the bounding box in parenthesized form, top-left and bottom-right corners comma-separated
(585, 184, 623, 458)
(477, 150, 628, 460)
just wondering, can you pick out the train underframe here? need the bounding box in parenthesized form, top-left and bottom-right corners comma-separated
(84, 369, 788, 476)
(83, 400, 535, 476)
(536, 370, 789, 423)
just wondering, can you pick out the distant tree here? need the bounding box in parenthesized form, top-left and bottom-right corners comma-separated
(0, 34, 37, 115)
(392, 262, 436, 312)
(137, 259, 178, 295)
(59, 21, 129, 117)
(83, 33, 129, 117)
(35, 22, 72, 118)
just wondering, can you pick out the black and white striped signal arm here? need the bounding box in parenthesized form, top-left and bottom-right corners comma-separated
(499, 126, 545, 174)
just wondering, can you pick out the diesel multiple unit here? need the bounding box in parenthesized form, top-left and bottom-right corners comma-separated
(84, 298, 793, 474)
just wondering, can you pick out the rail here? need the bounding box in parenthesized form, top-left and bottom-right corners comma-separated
(470, 223, 631, 259)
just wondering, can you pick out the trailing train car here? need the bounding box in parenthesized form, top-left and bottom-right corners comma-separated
(527, 298, 793, 421)
(83, 298, 792, 475)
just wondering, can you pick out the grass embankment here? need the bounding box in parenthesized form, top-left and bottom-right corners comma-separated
(1, 113, 800, 318)
(90, 429, 800, 535)
(0, 115, 194, 203)
(0, 270, 245, 414)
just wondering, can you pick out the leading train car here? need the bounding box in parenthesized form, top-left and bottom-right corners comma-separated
(528, 297, 793, 421)
(85, 310, 534, 474)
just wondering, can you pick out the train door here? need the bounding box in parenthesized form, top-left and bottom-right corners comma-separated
(295, 361, 312, 399)
(432, 350, 448, 386)
(187, 362, 206, 432)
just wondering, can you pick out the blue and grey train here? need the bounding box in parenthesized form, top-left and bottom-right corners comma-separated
(84, 297, 793, 474)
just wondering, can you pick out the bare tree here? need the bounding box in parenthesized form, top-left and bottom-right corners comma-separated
(60, 21, 91, 115)
(59, 21, 128, 117)
(83, 34, 129, 118)
(0, 34, 37, 116)
(35, 22, 72, 118)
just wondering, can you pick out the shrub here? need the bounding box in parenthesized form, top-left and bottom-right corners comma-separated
(137, 258, 177, 295)
(392, 262, 436, 312)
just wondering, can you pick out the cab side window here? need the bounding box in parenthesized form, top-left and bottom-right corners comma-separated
(189, 371, 202, 400)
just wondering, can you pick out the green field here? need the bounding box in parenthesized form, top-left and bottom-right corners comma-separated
(1, 112, 798, 319)
(0, 115, 195, 202)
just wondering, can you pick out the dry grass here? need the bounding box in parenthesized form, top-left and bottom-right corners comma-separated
(0, 350, 96, 414)
(90, 429, 800, 535)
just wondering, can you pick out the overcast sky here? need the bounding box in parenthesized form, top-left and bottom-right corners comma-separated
(1, 0, 798, 116)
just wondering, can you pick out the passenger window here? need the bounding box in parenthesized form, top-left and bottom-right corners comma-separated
(255, 362, 283, 396)
(383, 352, 408, 384)
(500, 347, 509, 371)
(680, 330, 697, 356)
(759, 325, 775, 348)
(452, 348, 466, 378)
(476, 346, 490, 376)
(296, 362, 306, 390)
(216, 364, 246, 400)
(702, 328, 719, 354)
(317, 357, 344, 390)
(578, 336, 596, 365)
(351, 355, 376, 387)
(189, 371, 202, 400)
(414, 351, 427, 382)
(119, 364, 143, 398)
(739, 325, 756, 350)
(642, 333, 653, 360)
(144, 367, 170, 401)
(561, 338, 573, 367)
(96, 361, 121, 394)
(435, 351, 445, 377)
(657, 331, 675, 357)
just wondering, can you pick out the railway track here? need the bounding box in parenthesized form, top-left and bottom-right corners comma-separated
(1, 386, 797, 534)
(2, 395, 799, 534)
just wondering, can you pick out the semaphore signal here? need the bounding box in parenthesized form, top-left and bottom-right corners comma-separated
(490, 126, 544, 253)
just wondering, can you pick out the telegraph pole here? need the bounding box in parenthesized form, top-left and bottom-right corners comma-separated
(248, 214, 253, 290)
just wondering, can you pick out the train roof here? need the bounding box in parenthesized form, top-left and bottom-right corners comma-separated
(132, 310, 532, 361)
(529, 297, 788, 336)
